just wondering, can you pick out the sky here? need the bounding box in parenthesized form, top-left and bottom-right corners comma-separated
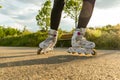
(0, 0, 120, 32)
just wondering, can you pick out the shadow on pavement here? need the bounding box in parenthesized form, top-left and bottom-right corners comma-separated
(0, 51, 119, 68)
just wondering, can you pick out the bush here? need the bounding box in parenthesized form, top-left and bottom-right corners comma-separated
(86, 26, 120, 49)
(0, 32, 47, 47)
(1, 24, 120, 49)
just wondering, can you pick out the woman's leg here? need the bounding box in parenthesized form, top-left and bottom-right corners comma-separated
(77, 0, 96, 28)
(37, 0, 65, 54)
(51, 0, 65, 30)
(68, 0, 96, 55)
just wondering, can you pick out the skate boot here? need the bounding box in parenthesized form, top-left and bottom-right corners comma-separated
(67, 28, 96, 55)
(37, 29, 58, 54)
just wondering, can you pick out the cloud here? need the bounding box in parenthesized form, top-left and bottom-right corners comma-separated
(0, 0, 42, 31)
(17, 0, 45, 6)
(95, 0, 120, 9)
(0, 0, 120, 32)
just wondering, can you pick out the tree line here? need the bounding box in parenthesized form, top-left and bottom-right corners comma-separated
(1, 24, 120, 49)
(0, 26, 32, 38)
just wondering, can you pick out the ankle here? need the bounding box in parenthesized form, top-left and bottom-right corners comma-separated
(48, 29, 58, 37)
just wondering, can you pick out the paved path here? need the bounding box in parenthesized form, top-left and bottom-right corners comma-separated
(0, 47, 120, 80)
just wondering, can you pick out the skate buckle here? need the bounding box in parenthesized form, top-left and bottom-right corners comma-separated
(77, 32, 81, 35)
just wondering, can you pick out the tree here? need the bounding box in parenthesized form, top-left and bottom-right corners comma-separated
(64, 0, 82, 27)
(4, 27, 17, 36)
(36, 0, 51, 31)
(22, 26, 32, 35)
(0, 26, 4, 38)
(0, 6, 1, 8)
(1, 27, 21, 37)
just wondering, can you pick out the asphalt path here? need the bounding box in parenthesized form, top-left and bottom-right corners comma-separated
(0, 47, 120, 80)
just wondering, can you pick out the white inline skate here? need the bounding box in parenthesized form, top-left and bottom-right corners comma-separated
(67, 28, 96, 55)
(37, 29, 58, 54)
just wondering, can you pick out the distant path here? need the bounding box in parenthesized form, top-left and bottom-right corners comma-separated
(0, 47, 120, 80)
